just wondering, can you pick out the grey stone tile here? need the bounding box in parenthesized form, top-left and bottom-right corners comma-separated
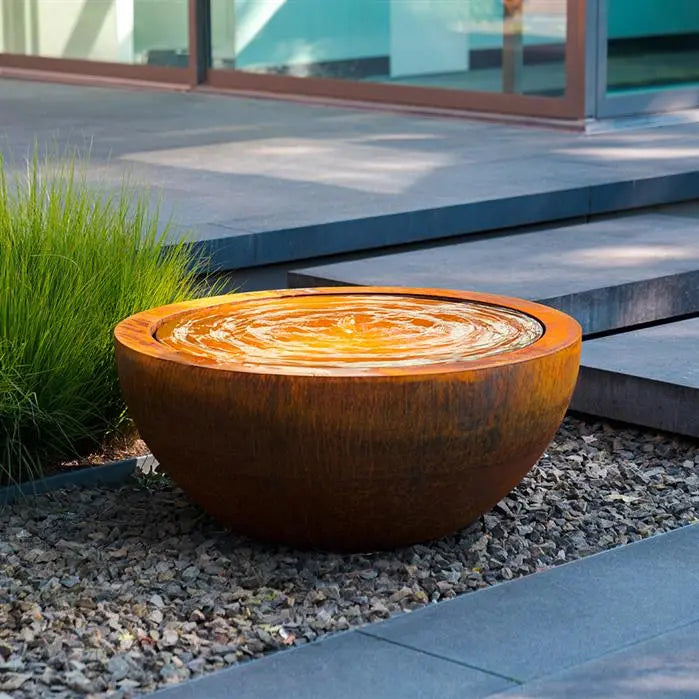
(571, 317, 699, 437)
(167, 222, 256, 243)
(362, 524, 699, 683)
(292, 213, 699, 298)
(290, 213, 699, 333)
(240, 188, 587, 262)
(490, 621, 699, 698)
(149, 630, 514, 699)
(165, 223, 259, 273)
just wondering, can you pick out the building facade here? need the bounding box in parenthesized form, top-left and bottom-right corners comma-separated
(0, 0, 697, 123)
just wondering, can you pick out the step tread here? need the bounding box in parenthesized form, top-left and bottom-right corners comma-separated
(291, 213, 699, 296)
(581, 317, 699, 390)
(290, 213, 699, 335)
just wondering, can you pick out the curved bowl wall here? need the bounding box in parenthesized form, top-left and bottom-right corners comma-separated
(114, 287, 581, 551)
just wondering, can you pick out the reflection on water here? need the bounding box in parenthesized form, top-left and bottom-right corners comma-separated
(156, 294, 543, 372)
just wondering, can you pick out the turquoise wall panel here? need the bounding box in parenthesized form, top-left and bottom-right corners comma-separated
(608, 0, 699, 39)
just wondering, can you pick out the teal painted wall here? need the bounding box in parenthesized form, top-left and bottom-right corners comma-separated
(608, 0, 699, 39)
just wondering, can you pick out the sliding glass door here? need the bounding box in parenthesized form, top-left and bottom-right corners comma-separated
(206, 0, 585, 119)
(0, 0, 586, 119)
(0, 0, 189, 65)
(2, 1, 697, 122)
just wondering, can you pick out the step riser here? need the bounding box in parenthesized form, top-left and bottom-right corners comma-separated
(571, 317, 699, 438)
(573, 368, 698, 439)
(539, 271, 699, 335)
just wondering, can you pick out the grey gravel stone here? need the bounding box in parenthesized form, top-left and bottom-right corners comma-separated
(107, 656, 132, 682)
(0, 417, 696, 697)
(0, 673, 31, 691)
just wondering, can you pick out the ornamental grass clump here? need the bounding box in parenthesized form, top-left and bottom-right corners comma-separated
(0, 154, 205, 485)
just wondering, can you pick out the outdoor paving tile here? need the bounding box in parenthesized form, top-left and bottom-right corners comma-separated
(361, 524, 699, 683)
(572, 317, 699, 437)
(2, 80, 699, 270)
(120, 144, 604, 200)
(489, 621, 699, 698)
(165, 223, 259, 273)
(149, 629, 514, 699)
(290, 213, 699, 333)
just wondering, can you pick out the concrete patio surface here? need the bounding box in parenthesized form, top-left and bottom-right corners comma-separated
(150, 523, 699, 698)
(1, 79, 698, 271)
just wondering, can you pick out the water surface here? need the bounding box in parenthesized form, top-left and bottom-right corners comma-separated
(156, 294, 543, 372)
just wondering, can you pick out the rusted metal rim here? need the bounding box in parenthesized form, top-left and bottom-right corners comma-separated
(114, 287, 581, 378)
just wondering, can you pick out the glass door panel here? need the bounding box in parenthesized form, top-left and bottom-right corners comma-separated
(607, 0, 699, 94)
(595, 0, 699, 117)
(0, 0, 188, 66)
(210, 0, 568, 98)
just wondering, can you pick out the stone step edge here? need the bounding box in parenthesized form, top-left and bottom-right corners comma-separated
(188, 172, 699, 271)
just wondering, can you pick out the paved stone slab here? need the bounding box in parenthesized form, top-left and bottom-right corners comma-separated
(572, 317, 699, 438)
(146, 525, 699, 698)
(2, 80, 698, 270)
(290, 213, 699, 334)
(149, 628, 513, 699)
(491, 621, 699, 698)
(361, 524, 699, 683)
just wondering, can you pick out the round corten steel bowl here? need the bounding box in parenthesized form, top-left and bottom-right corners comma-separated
(114, 287, 581, 551)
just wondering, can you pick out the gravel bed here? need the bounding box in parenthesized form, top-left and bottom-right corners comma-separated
(1, 416, 697, 698)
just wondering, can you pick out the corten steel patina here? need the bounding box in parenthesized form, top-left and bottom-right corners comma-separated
(114, 287, 581, 551)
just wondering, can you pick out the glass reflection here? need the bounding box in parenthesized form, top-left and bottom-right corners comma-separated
(607, 0, 699, 94)
(0, 0, 188, 66)
(210, 0, 567, 97)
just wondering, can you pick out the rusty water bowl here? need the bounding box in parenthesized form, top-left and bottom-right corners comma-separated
(114, 287, 581, 551)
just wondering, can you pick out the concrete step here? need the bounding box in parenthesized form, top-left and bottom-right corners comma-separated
(4, 80, 699, 273)
(188, 174, 699, 271)
(289, 212, 699, 336)
(573, 317, 699, 438)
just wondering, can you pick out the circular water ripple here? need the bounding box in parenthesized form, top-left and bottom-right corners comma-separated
(156, 294, 543, 372)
